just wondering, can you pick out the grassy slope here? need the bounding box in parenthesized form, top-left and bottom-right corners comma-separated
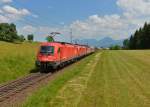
(23, 50, 150, 107)
(0, 41, 39, 84)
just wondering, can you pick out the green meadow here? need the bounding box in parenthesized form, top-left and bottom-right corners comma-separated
(23, 50, 150, 107)
(1, 42, 150, 107)
(0, 41, 39, 84)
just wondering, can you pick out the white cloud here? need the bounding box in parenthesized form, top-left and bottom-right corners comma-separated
(19, 0, 150, 41)
(117, 0, 150, 18)
(32, 14, 38, 18)
(0, 0, 31, 22)
(20, 25, 37, 34)
(68, 0, 150, 40)
(0, 0, 12, 3)
(18, 25, 71, 41)
(0, 15, 9, 22)
(2, 5, 30, 16)
(0, 9, 3, 13)
(69, 14, 130, 39)
(60, 22, 65, 25)
(0, 5, 31, 22)
(89, 14, 124, 29)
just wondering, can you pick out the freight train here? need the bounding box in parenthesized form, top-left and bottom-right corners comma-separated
(35, 42, 94, 72)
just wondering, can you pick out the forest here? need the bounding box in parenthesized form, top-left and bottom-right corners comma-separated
(124, 22, 150, 49)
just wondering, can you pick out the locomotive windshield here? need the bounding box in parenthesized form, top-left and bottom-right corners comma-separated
(40, 46, 54, 54)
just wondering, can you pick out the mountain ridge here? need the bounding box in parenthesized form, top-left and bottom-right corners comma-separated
(75, 37, 123, 48)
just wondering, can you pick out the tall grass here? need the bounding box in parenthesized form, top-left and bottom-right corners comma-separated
(0, 41, 39, 84)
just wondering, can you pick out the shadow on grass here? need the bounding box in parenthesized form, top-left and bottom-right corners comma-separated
(30, 68, 39, 73)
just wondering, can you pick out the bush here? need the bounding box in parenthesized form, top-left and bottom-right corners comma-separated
(109, 45, 122, 50)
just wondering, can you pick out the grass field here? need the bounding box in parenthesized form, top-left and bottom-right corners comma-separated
(0, 41, 39, 84)
(22, 53, 97, 107)
(23, 50, 150, 107)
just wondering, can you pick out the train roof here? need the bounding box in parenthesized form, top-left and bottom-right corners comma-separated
(41, 41, 90, 47)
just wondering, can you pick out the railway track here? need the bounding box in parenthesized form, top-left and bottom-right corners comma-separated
(0, 54, 94, 104)
(0, 72, 52, 102)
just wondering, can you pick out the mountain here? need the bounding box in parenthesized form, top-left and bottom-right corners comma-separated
(75, 37, 123, 48)
(97, 37, 123, 48)
(75, 39, 97, 46)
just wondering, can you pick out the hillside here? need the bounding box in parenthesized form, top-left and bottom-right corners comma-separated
(0, 41, 39, 84)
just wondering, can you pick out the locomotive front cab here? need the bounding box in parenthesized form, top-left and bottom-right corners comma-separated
(36, 43, 58, 70)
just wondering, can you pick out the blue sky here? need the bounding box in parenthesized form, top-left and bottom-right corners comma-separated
(0, 0, 150, 42)
(14, 0, 120, 26)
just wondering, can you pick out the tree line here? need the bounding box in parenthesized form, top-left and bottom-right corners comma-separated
(0, 23, 34, 43)
(123, 22, 150, 49)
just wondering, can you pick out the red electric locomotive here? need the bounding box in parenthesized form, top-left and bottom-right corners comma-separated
(35, 42, 94, 72)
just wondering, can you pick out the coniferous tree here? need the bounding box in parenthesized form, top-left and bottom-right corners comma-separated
(124, 22, 150, 49)
(123, 39, 129, 49)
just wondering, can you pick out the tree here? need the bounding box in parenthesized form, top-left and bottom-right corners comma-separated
(27, 34, 34, 41)
(127, 22, 150, 49)
(46, 36, 54, 42)
(123, 39, 129, 49)
(9, 23, 18, 42)
(141, 22, 150, 49)
(19, 35, 26, 42)
(136, 28, 142, 49)
(0, 23, 19, 42)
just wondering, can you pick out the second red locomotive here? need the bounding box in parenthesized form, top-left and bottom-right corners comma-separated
(35, 42, 94, 72)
